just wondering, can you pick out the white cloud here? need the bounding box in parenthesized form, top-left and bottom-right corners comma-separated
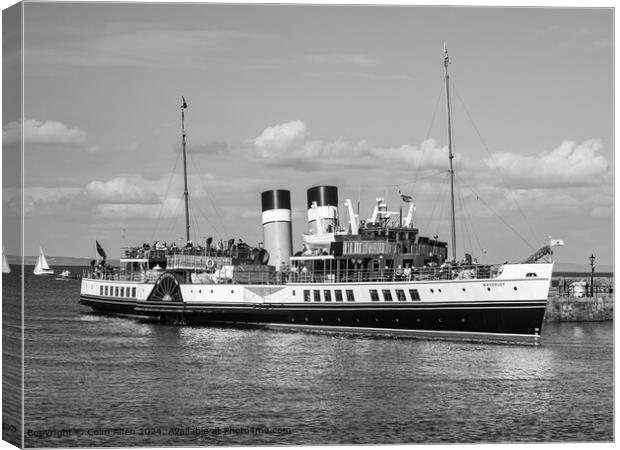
(252, 120, 451, 171)
(253, 120, 308, 156)
(84, 178, 160, 204)
(481, 139, 609, 188)
(3, 119, 87, 146)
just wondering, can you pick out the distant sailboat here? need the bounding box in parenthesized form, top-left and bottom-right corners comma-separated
(2, 246, 10, 274)
(34, 247, 54, 275)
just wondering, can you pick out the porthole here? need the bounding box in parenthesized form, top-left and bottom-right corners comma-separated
(462, 288, 466, 292)
(198, 290, 201, 294)
(320, 317, 324, 322)
(416, 318, 421, 323)
(438, 318, 443, 323)
(487, 287, 491, 291)
(210, 289, 214, 293)
(461, 317, 466, 323)
(395, 318, 400, 323)
(305, 317, 309, 322)
(513, 286, 518, 291)
(438, 289, 442, 293)
(231, 290, 234, 294)
(291, 317, 295, 323)
(430, 289, 435, 293)
(337, 317, 342, 323)
(356, 318, 360, 323)
(375, 318, 379, 322)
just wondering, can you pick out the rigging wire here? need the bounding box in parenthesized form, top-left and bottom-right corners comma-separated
(457, 175, 537, 252)
(189, 194, 225, 242)
(186, 150, 228, 239)
(451, 81, 542, 250)
(422, 170, 450, 239)
(455, 174, 487, 262)
(455, 174, 477, 260)
(412, 79, 446, 185)
(151, 148, 182, 242)
(163, 194, 184, 243)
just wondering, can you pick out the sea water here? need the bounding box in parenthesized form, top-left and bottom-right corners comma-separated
(3, 270, 614, 447)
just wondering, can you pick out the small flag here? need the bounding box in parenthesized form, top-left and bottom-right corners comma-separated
(400, 194, 413, 203)
(550, 238, 565, 247)
(181, 96, 188, 109)
(96, 240, 107, 259)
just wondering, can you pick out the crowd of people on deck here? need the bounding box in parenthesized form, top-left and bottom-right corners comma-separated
(123, 238, 258, 261)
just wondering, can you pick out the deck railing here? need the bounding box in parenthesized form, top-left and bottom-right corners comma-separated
(83, 264, 502, 285)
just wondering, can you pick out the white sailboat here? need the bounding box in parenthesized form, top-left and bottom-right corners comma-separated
(2, 246, 10, 274)
(34, 247, 54, 275)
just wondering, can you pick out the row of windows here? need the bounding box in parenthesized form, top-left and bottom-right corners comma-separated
(303, 289, 355, 302)
(303, 288, 421, 303)
(100, 285, 137, 298)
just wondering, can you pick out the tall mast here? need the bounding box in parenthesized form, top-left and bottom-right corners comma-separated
(443, 44, 457, 261)
(181, 96, 190, 243)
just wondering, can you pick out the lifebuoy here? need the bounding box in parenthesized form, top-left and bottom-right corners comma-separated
(206, 259, 215, 268)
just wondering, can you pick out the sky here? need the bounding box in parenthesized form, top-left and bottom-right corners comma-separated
(1, 2, 614, 267)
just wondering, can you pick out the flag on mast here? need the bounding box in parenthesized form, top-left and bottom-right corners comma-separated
(96, 241, 107, 259)
(181, 96, 188, 109)
(550, 238, 565, 247)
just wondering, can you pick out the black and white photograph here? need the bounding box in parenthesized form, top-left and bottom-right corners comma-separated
(1, 1, 614, 447)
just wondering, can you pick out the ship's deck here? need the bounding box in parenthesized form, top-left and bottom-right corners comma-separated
(82, 263, 502, 285)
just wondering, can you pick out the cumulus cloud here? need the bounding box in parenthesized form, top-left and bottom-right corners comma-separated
(251, 120, 450, 171)
(481, 139, 609, 188)
(253, 120, 308, 156)
(3, 119, 87, 146)
(84, 178, 160, 204)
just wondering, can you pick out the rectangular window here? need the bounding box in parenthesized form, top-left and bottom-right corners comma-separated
(115, 286, 119, 297)
(324, 290, 332, 302)
(409, 289, 421, 301)
(132, 287, 136, 298)
(126, 287, 131, 298)
(382, 290, 393, 301)
(304, 290, 311, 302)
(120, 287, 124, 297)
(396, 289, 407, 301)
(335, 290, 344, 302)
(370, 289, 380, 301)
(314, 290, 321, 302)
(104, 286, 108, 296)
(346, 290, 355, 302)
(100, 286, 103, 295)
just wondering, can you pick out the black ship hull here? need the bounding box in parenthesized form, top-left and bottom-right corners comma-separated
(80, 295, 547, 344)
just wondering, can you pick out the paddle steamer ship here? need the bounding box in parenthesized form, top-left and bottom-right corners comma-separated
(80, 48, 555, 344)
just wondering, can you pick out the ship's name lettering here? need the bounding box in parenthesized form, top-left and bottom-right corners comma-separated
(483, 282, 505, 287)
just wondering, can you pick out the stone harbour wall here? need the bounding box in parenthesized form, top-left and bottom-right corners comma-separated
(544, 295, 614, 322)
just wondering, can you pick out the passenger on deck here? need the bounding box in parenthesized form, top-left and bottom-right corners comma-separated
(404, 264, 412, 281)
